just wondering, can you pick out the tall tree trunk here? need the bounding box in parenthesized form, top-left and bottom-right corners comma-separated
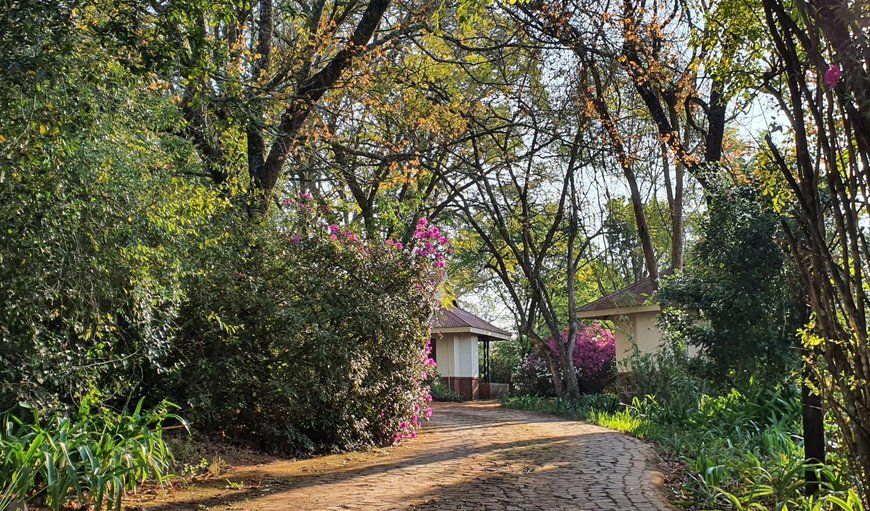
(581, 60, 659, 283)
(563, 217, 582, 400)
(625, 168, 659, 283)
(531, 331, 565, 398)
(559, 344, 581, 399)
(662, 143, 684, 271)
(802, 346, 826, 495)
(246, 0, 273, 195)
(704, 81, 727, 164)
(671, 159, 684, 270)
(250, 0, 391, 212)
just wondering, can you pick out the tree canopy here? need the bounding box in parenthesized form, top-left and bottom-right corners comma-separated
(3, 0, 870, 507)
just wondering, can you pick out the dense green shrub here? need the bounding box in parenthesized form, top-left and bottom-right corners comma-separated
(613, 341, 710, 422)
(159, 203, 441, 452)
(486, 339, 525, 384)
(0, 400, 179, 511)
(657, 185, 803, 388)
(0, 30, 224, 412)
(429, 377, 464, 402)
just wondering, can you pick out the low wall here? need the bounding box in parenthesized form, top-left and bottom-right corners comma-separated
(440, 376, 478, 400)
(478, 383, 509, 400)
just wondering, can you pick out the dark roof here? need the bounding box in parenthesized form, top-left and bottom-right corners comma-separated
(576, 276, 658, 313)
(433, 306, 510, 338)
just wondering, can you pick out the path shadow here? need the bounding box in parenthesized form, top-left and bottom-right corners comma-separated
(140, 429, 634, 511)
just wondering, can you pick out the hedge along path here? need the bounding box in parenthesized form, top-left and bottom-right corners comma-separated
(133, 402, 674, 511)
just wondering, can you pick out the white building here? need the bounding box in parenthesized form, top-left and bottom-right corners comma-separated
(575, 277, 664, 367)
(432, 306, 510, 400)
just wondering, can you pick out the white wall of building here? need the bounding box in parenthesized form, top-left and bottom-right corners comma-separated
(612, 314, 636, 364)
(434, 333, 479, 378)
(613, 310, 663, 366)
(435, 335, 454, 376)
(454, 334, 479, 378)
(634, 311, 664, 355)
(612, 310, 700, 367)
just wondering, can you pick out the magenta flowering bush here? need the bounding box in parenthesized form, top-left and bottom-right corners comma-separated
(174, 194, 447, 451)
(547, 323, 616, 392)
(514, 323, 616, 396)
(394, 339, 437, 443)
(390, 218, 448, 443)
(411, 217, 451, 271)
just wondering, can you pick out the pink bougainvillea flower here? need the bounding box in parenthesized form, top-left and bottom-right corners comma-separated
(537, 322, 616, 385)
(825, 64, 842, 89)
(381, 218, 449, 445)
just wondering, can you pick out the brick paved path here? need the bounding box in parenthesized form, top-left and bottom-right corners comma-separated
(135, 402, 673, 511)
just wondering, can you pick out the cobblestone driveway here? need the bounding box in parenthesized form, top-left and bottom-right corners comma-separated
(136, 402, 673, 511)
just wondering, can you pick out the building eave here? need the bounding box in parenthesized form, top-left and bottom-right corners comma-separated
(575, 304, 661, 320)
(432, 326, 511, 340)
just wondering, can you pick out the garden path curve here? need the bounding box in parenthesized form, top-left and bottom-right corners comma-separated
(133, 402, 674, 511)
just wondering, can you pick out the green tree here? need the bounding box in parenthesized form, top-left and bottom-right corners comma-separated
(94, 0, 420, 211)
(658, 184, 802, 388)
(0, 8, 225, 410)
(759, 0, 870, 498)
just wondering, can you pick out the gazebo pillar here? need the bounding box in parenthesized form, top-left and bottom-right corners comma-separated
(482, 339, 491, 383)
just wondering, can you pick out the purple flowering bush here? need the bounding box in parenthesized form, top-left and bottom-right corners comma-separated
(513, 324, 616, 396)
(549, 323, 616, 393)
(167, 196, 446, 452)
